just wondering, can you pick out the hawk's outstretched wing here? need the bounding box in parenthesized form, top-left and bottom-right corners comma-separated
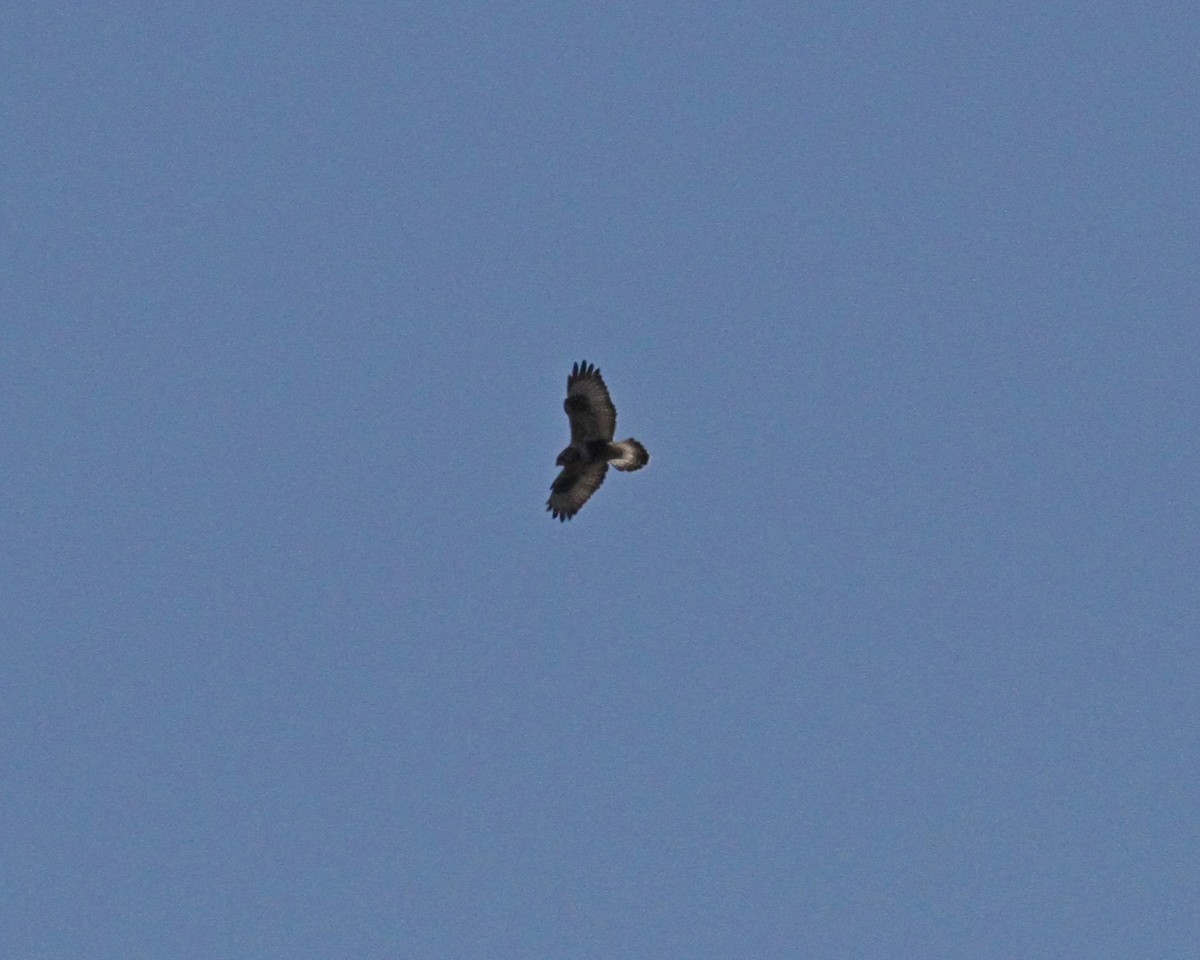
(547, 462, 608, 522)
(564, 361, 616, 444)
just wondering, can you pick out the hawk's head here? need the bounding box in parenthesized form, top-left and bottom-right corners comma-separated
(556, 446, 583, 467)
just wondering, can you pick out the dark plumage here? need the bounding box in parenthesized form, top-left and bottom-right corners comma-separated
(547, 361, 649, 521)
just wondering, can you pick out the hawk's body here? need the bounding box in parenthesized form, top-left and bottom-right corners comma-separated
(547, 361, 649, 521)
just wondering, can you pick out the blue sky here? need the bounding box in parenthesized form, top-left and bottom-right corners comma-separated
(3, 4, 1197, 958)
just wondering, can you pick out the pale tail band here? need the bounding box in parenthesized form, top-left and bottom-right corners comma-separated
(610, 438, 649, 471)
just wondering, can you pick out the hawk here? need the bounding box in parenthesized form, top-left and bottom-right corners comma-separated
(547, 361, 649, 521)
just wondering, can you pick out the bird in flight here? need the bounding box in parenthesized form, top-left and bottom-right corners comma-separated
(547, 361, 649, 521)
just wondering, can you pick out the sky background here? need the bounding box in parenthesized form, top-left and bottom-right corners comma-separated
(3, 3, 1198, 958)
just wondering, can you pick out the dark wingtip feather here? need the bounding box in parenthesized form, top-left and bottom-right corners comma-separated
(568, 360, 602, 388)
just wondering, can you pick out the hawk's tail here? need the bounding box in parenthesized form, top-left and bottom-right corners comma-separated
(610, 438, 649, 471)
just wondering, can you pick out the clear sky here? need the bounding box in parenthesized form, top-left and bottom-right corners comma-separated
(3, 4, 1197, 958)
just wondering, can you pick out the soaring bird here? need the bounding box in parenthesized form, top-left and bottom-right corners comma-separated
(547, 361, 649, 521)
